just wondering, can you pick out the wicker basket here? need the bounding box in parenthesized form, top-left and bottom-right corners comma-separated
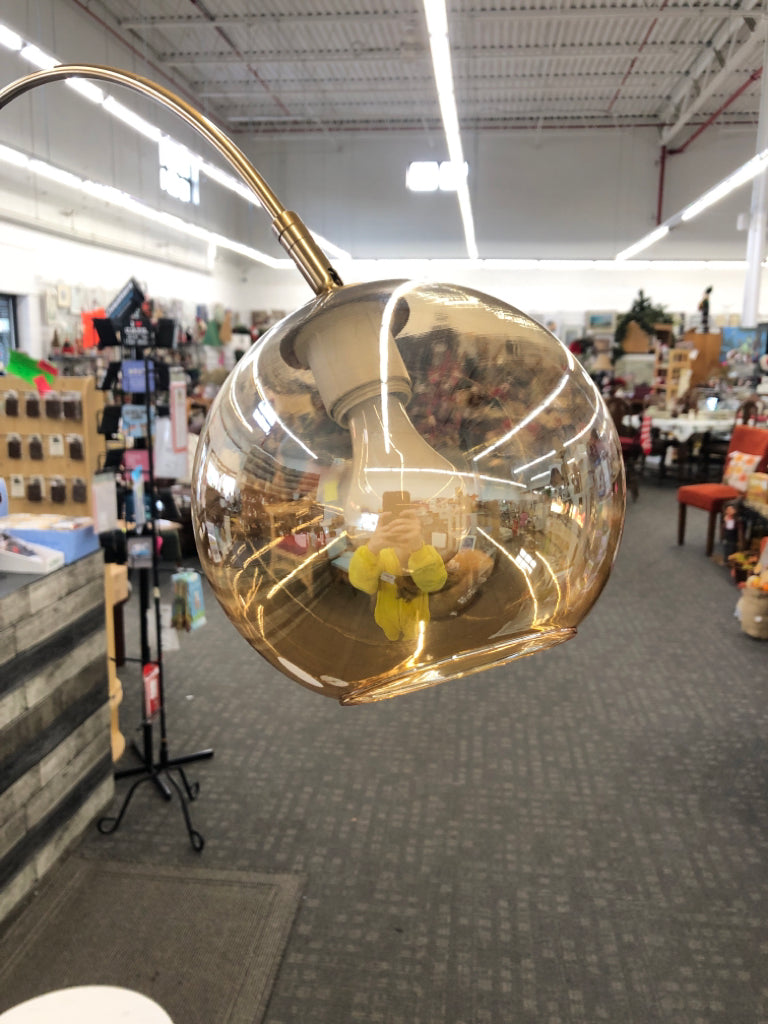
(739, 588, 768, 640)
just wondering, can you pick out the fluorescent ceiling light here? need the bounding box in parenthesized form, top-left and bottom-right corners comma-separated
(102, 96, 163, 142)
(0, 141, 283, 268)
(681, 149, 768, 222)
(422, 0, 478, 259)
(617, 147, 768, 259)
(28, 158, 82, 189)
(429, 34, 454, 92)
(406, 160, 469, 193)
(66, 79, 105, 104)
(20, 43, 57, 70)
(199, 159, 255, 203)
(615, 224, 669, 261)
(0, 143, 29, 168)
(439, 160, 467, 191)
(423, 0, 448, 37)
(0, 23, 22, 50)
(407, 161, 440, 192)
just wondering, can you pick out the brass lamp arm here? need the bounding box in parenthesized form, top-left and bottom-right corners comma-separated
(0, 64, 342, 295)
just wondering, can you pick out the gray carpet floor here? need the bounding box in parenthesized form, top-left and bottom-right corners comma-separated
(69, 479, 768, 1022)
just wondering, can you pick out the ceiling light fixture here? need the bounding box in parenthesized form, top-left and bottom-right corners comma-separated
(19, 43, 57, 70)
(0, 65, 625, 705)
(406, 159, 469, 193)
(0, 24, 23, 51)
(422, 0, 478, 258)
(616, 147, 768, 260)
(615, 224, 670, 261)
(680, 148, 768, 222)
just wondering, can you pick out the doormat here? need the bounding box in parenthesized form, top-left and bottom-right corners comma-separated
(0, 857, 304, 1024)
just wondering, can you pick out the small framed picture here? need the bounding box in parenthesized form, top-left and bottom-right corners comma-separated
(585, 310, 617, 333)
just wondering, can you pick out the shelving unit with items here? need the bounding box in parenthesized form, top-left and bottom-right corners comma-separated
(653, 346, 692, 409)
(0, 374, 104, 516)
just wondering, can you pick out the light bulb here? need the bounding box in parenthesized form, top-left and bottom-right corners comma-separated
(342, 392, 468, 557)
(283, 285, 469, 554)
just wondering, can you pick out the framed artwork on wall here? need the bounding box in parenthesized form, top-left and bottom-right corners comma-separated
(585, 310, 617, 333)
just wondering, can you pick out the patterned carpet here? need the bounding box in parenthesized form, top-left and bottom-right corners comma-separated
(75, 479, 768, 1023)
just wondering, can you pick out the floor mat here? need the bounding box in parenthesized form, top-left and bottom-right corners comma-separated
(0, 857, 304, 1024)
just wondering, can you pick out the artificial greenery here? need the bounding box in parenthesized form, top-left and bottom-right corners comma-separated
(614, 289, 673, 356)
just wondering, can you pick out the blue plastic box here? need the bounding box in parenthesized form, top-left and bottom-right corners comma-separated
(0, 516, 100, 565)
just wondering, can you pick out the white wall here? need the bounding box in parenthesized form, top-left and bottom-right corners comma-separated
(0, 220, 250, 357)
(2, 220, 766, 359)
(247, 260, 766, 338)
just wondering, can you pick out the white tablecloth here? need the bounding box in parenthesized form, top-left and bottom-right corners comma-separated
(648, 415, 732, 444)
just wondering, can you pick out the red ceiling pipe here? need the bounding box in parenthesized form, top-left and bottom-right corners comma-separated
(608, 0, 670, 112)
(656, 144, 667, 225)
(658, 67, 763, 222)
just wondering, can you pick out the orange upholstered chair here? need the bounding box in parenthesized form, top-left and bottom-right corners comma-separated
(677, 424, 768, 556)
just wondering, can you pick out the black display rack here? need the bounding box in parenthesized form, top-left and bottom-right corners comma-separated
(94, 300, 213, 851)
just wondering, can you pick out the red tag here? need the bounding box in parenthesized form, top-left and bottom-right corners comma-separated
(143, 662, 161, 718)
(640, 415, 652, 455)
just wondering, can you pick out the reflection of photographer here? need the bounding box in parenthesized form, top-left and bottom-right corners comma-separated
(349, 507, 447, 641)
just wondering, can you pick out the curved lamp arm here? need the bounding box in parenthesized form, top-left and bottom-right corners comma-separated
(0, 64, 343, 295)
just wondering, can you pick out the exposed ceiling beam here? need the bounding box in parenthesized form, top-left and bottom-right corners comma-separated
(661, 25, 766, 145)
(163, 43, 687, 67)
(118, 6, 760, 29)
(205, 77, 676, 102)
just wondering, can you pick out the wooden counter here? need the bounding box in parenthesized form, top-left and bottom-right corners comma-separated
(0, 552, 114, 926)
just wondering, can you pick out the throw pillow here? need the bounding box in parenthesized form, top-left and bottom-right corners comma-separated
(724, 450, 762, 491)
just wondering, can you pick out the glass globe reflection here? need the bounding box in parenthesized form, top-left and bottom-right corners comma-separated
(191, 280, 624, 704)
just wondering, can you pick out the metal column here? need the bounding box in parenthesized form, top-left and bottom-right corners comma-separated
(741, 35, 768, 327)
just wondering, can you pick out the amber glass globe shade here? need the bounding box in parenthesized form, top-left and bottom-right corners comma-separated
(191, 279, 624, 704)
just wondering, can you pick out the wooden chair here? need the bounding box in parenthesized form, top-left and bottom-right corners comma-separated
(677, 424, 768, 556)
(734, 396, 764, 425)
(606, 395, 643, 500)
(699, 396, 765, 481)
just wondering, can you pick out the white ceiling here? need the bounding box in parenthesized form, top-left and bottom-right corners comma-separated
(82, 0, 767, 143)
(1, 0, 761, 265)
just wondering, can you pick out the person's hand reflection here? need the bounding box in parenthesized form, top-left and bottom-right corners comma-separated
(367, 509, 424, 564)
(348, 509, 447, 641)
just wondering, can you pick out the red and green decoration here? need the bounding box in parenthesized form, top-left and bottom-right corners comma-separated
(6, 351, 58, 393)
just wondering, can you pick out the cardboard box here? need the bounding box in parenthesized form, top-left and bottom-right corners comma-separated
(0, 513, 100, 564)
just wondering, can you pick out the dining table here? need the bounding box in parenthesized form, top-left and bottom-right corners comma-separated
(646, 412, 733, 444)
(645, 411, 734, 481)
